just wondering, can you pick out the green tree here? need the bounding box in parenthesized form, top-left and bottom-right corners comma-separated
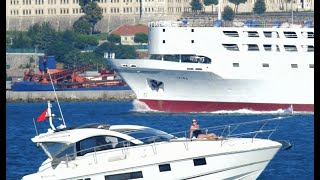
(107, 34, 121, 44)
(203, 0, 218, 6)
(74, 34, 99, 49)
(228, 0, 247, 14)
(27, 22, 57, 51)
(134, 33, 148, 44)
(94, 42, 138, 59)
(190, 0, 203, 12)
(46, 41, 75, 63)
(222, 6, 234, 21)
(79, 52, 106, 66)
(11, 32, 32, 48)
(63, 50, 82, 68)
(73, 17, 92, 34)
(253, 0, 266, 14)
(76, 0, 103, 35)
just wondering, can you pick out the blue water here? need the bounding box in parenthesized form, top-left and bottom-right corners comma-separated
(6, 102, 314, 180)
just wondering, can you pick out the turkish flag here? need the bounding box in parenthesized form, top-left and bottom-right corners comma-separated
(37, 108, 49, 122)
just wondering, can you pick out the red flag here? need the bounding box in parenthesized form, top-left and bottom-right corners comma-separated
(37, 108, 49, 122)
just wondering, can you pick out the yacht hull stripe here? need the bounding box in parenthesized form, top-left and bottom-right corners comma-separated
(139, 99, 314, 112)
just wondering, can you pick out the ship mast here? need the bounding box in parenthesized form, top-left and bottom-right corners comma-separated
(47, 101, 56, 131)
(218, 0, 222, 20)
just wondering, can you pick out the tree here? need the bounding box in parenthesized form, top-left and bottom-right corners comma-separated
(46, 41, 75, 63)
(228, 0, 247, 14)
(76, 0, 103, 35)
(222, 6, 234, 21)
(74, 34, 99, 49)
(134, 33, 148, 44)
(253, 0, 266, 14)
(203, 0, 218, 6)
(73, 17, 92, 34)
(79, 52, 106, 66)
(63, 50, 82, 68)
(107, 34, 121, 44)
(190, 0, 203, 12)
(94, 42, 138, 59)
(11, 32, 32, 48)
(27, 22, 57, 51)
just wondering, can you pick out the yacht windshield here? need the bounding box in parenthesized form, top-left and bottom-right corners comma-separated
(126, 128, 174, 144)
(41, 142, 75, 159)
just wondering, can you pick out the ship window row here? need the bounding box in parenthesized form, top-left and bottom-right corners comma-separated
(232, 63, 314, 69)
(223, 44, 313, 52)
(223, 31, 313, 39)
(149, 54, 211, 64)
(77, 178, 91, 180)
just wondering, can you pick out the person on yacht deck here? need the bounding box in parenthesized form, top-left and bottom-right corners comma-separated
(189, 118, 223, 140)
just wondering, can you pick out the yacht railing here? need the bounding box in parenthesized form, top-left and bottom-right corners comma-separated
(37, 116, 291, 172)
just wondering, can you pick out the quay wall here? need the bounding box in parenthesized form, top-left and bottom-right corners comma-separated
(6, 90, 136, 102)
(6, 13, 314, 32)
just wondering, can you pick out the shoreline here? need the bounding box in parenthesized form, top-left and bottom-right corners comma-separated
(6, 90, 136, 103)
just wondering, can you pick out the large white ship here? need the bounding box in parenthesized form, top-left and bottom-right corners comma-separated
(106, 20, 314, 113)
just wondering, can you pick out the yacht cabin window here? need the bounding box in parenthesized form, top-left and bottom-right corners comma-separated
(159, 164, 171, 172)
(76, 135, 133, 156)
(193, 158, 207, 166)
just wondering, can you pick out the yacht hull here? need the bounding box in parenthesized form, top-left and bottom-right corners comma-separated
(22, 139, 281, 180)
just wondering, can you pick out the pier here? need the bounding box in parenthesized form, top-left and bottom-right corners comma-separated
(6, 90, 136, 102)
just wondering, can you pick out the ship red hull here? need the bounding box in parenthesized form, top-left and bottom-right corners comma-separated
(139, 99, 314, 112)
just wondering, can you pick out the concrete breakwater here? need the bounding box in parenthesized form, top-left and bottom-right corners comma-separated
(6, 90, 136, 102)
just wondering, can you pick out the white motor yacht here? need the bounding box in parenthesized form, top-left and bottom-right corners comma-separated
(22, 102, 291, 180)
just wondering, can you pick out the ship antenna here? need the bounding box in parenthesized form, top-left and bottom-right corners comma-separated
(47, 69, 67, 128)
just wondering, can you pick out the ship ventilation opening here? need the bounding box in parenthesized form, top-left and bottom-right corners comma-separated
(148, 79, 164, 92)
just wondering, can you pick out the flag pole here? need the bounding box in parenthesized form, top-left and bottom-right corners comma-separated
(47, 69, 66, 128)
(32, 118, 39, 136)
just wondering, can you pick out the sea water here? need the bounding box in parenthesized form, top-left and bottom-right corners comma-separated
(6, 101, 314, 180)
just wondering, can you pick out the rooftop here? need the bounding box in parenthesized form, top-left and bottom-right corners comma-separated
(111, 24, 148, 35)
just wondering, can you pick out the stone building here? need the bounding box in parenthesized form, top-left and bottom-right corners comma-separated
(6, 0, 314, 31)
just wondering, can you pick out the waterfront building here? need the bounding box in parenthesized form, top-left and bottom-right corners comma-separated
(6, 0, 314, 31)
(110, 24, 148, 45)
